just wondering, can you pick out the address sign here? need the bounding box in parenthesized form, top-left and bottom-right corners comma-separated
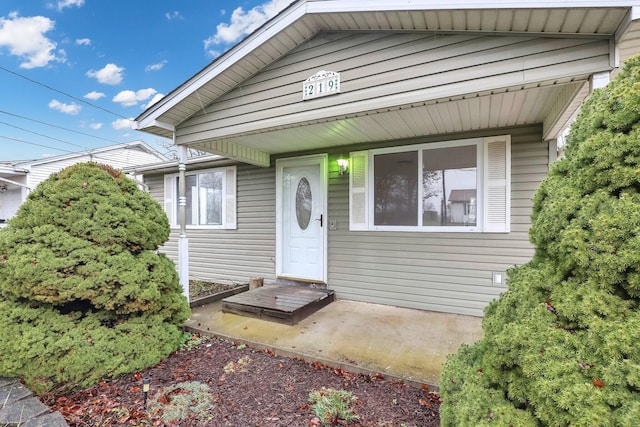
(303, 70, 340, 100)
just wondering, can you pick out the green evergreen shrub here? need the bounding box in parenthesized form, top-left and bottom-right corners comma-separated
(0, 162, 190, 393)
(440, 55, 640, 425)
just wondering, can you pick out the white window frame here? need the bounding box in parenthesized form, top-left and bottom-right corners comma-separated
(164, 166, 237, 230)
(349, 136, 510, 233)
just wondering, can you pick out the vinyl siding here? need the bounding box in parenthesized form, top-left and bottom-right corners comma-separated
(149, 125, 545, 317)
(177, 31, 609, 143)
(327, 126, 544, 317)
(148, 164, 276, 283)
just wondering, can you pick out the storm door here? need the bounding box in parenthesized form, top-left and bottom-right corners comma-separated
(276, 154, 327, 282)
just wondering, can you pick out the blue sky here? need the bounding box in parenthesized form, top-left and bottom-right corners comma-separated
(0, 0, 292, 161)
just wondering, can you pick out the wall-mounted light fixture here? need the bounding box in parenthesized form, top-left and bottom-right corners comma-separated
(337, 157, 349, 176)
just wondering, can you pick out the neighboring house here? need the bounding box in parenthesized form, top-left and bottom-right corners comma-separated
(132, 1, 640, 317)
(0, 141, 168, 225)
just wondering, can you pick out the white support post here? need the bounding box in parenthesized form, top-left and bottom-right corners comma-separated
(177, 144, 189, 299)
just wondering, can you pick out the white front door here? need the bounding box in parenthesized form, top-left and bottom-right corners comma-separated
(276, 154, 327, 283)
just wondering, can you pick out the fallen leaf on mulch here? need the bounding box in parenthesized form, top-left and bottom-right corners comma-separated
(41, 336, 440, 426)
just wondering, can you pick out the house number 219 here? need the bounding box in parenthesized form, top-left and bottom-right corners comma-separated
(303, 71, 340, 100)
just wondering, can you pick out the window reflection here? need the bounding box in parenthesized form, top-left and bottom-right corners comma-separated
(177, 171, 223, 226)
(422, 145, 476, 226)
(372, 144, 477, 227)
(374, 151, 418, 226)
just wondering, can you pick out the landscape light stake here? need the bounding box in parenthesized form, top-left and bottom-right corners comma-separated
(143, 378, 150, 410)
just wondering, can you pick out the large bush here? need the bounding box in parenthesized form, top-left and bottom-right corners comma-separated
(0, 162, 190, 393)
(440, 55, 640, 425)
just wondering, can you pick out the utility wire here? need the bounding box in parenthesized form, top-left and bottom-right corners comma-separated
(0, 135, 74, 154)
(0, 120, 86, 150)
(0, 109, 124, 145)
(0, 65, 130, 120)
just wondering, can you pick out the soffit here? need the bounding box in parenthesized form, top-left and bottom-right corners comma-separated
(189, 79, 588, 157)
(138, 5, 628, 133)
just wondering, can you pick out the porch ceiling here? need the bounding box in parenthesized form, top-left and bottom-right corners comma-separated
(135, 1, 640, 165)
(189, 80, 589, 158)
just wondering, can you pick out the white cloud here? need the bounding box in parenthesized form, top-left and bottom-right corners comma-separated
(0, 12, 65, 69)
(145, 60, 167, 72)
(84, 91, 105, 100)
(204, 0, 290, 56)
(112, 88, 157, 107)
(144, 93, 165, 109)
(112, 118, 134, 130)
(75, 38, 90, 46)
(165, 11, 183, 21)
(86, 63, 124, 85)
(89, 122, 102, 130)
(48, 99, 81, 115)
(55, 0, 85, 12)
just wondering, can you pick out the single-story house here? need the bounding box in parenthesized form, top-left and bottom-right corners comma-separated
(0, 141, 168, 226)
(131, 0, 640, 317)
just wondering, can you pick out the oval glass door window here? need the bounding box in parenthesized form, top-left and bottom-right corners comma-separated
(296, 177, 312, 230)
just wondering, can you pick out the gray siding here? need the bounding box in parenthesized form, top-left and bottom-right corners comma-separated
(327, 126, 544, 317)
(150, 125, 545, 317)
(177, 31, 608, 143)
(149, 164, 276, 283)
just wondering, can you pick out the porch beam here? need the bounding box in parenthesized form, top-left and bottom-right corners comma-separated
(542, 82, 588, 141)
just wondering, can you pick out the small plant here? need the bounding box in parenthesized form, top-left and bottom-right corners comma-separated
(179, 332, 202, 351)
(223, 355, 252, 373)
(308, 387, 359, 425)
(148, 381, 213, 423)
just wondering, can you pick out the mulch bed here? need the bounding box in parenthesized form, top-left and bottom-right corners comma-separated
(188, 280, 240, 300)
(41, 336, 441, 426)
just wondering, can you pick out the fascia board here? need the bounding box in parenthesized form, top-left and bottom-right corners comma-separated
(135, 1, 308, 129)
(307, 0, 640, 12)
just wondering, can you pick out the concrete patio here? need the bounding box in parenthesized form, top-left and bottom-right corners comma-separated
(185, 299, 483, 389)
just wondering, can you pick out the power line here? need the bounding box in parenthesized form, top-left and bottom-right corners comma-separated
(0, 65, 129, 120)
(0, 120, 86, 150)
(0, 135, 74, 154)
(0, 109, 124, 145)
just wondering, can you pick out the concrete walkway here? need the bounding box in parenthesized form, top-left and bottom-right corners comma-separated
(185, 299, 483, 388)
(0, 378, 68, 427)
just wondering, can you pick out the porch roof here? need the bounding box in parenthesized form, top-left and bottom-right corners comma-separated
(134, 0, 640, 166)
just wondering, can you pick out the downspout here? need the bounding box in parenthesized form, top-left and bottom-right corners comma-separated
(177, 143, 189, 299)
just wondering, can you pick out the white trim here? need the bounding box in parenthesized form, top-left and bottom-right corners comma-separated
(275, 154, 328, 283)
(483, 135, 511, 233)
(349, 151, 369, 231)
(136, 2, 306, 129)
(350, 135, 511, 232)
(307, 0, 640, 13)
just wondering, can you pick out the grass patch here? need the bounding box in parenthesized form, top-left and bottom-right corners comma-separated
(148, 381, 213, 423)
(309, 387, 359, 425)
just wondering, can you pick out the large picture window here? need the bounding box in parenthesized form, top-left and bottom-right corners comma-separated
(350, 136, 510, 232)
(164, 166, 236, 229)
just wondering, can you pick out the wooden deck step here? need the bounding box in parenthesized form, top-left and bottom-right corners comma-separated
(221, 284, 335, 325)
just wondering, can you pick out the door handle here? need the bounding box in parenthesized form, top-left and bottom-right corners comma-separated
(315, 214, 323, 227)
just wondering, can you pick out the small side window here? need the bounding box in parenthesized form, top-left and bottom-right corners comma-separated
(164, 166, 237, 229)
